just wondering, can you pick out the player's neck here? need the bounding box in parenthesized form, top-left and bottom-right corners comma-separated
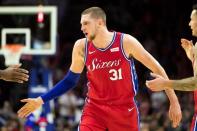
(92, 28, 114, 49)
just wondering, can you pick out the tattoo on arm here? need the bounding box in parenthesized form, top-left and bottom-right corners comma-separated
(172, 45, 197, 91)
(172, 77, 197, 91)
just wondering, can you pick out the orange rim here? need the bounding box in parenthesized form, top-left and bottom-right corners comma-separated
(3, 44, 24, 52)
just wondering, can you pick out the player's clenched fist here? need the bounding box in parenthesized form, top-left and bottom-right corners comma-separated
(17, 97, 44, 118)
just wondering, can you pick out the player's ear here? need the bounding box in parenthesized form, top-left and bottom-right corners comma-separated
(98, 18, 104, 26)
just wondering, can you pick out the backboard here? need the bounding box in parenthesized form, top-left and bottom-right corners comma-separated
(0, 6, 57, 55)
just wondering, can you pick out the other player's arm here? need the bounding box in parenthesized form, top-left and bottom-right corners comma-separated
(180, 38, 194, 62)
(146, 73, 197, 91)
(144, 39, 197, 91)
(17, 39, 86, 118)
(171, 77, 197, 91)
(0, 64, 29, 83)
(123, 34, 182, 127)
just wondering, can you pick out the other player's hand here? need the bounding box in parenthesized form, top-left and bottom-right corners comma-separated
(1, 64, 29, 83)
(146, 73, 169, 91)
(169, 101, 182, 128)
(180, 38, 194, 61)
(17, 97, 44, 118)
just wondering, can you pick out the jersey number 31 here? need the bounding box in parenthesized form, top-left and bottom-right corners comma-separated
(109, 68, 123, 81)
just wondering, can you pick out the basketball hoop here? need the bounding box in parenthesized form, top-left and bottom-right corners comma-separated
(2, 44, 24, 66)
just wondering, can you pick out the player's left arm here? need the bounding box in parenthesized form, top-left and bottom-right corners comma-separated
(123, 34, 182, 127)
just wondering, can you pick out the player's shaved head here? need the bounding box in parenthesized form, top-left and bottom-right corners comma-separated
(193, 4, 197, 16)
(81, 7, 106, 25)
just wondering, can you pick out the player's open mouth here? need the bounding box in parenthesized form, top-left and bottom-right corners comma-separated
(84, 33, 88, 36)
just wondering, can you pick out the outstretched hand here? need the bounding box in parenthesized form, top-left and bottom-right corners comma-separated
(17, 97, 44, 118)
(146, 73, 169, 91)
(180, 38, 194, 61)
(1, 64, 29, 83)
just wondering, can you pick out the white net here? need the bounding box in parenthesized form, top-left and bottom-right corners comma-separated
(2, 44, 24, 66)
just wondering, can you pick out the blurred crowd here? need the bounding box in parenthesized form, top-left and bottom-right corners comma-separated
(0, 0, 196, 131)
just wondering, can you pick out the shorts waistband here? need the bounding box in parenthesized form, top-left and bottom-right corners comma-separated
(85, 97, 137, 107)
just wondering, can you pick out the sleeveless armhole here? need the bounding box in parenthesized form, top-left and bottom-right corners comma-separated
(84, 38, 88, 64)
(120, 33, 130, 61)
(120, 33, 139, 94)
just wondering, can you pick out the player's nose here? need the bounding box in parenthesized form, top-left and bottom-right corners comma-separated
(81, 25, 85, 32)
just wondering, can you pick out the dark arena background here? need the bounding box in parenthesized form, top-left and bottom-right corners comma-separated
(0, 0, 195, 131)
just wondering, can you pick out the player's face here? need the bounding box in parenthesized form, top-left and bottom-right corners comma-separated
(189, 10, 197, 37)
(80, 14, 99, 41)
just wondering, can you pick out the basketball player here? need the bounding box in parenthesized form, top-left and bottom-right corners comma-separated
(0, 64, 28, 83)
(17, 7, 182, 130)
(146, 4, 197, 131)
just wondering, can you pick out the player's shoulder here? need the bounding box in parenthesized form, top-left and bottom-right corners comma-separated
(74, 38, 86, 49)
(122, 33, 138, 44)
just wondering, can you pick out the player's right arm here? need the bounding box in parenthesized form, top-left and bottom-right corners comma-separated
(70, 39, 86, 73)
(17, 39, 86, 118)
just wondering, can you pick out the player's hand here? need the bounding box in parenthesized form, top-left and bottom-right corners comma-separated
(169, 101, 182, 128)
(146, 73, 169, 91)
(180, 38, 194, 61)
(1, 64, 29, 83)
(17, 97, 44, 118)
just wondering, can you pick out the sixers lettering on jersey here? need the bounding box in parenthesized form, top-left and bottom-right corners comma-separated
(85, 32, 138, 105)
(87, 58, 121, 71)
